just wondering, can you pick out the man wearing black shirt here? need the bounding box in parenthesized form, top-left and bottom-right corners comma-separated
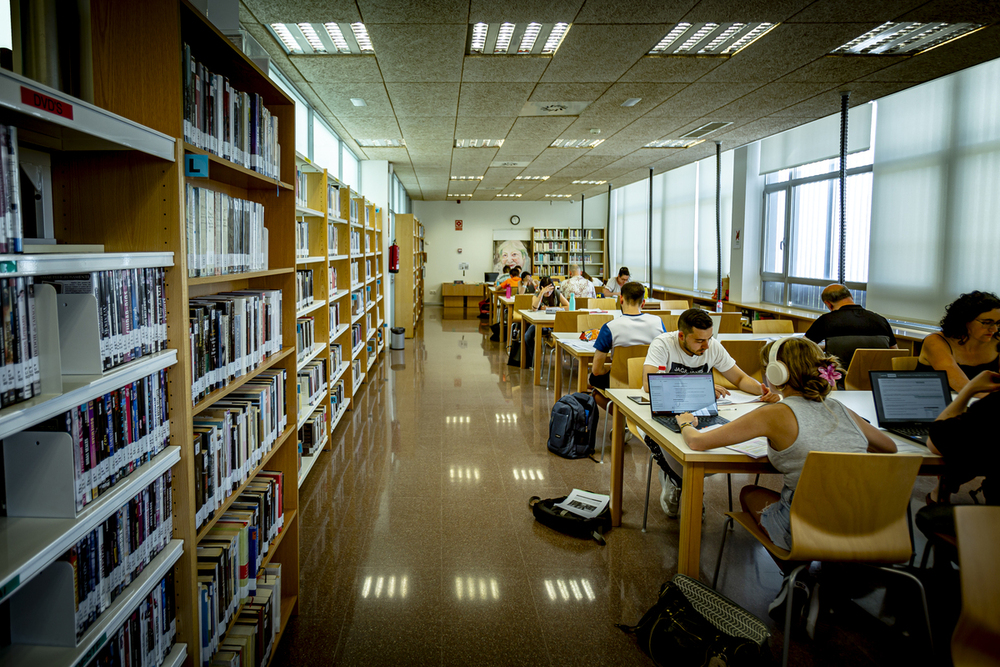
(805, 284, 898, 348)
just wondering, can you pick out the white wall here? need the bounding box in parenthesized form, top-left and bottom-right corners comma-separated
(413, 194, 609, 304)
(360, 160, 391, 319)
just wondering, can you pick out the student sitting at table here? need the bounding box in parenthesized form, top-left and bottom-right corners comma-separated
(523, 277, 569, 368)
(499, 266, 521, 293)
(519, 271, 538, 295)
(601, 266, 631, 297)
(916, 290, 1000, 392)
(561, 265, 597, 299)
(588, 282, 665, 407)
(675, 336, 897, 555)
(494, 266, 510, 288)
(642, 308, 781, 517)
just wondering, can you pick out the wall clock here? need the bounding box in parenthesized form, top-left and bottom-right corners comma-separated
(510, 215, 520, 225)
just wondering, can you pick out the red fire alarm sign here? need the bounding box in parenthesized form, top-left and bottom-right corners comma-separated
(455, 220, 463, 231)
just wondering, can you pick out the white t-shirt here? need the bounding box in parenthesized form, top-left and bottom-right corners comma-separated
(606, 278, 629, 295)
(643, 331, 735, 375)
(595, 313, 666, 355)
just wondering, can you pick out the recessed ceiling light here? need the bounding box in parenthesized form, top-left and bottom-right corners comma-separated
(450, 176, 483, 180)
(644, 139, 704, 148)
(448, 194, 473, 197)
(545, 194, 572, 198)
(454, 139, 505, 148)
(572, 180, 606, 185)
(831, 22, 984, 55)
(350, 23, 374, 52)
(350, 98, 367, 106)
(680, 121, 732, 139)
(550, 138, 604, 148)
(496, 193, 522, 197)
(648, 22, 776, 56)
(269, 22, 375, 54)
(514, 175, 549, 180)
(466, 22, 572, 55)
(621, 98, 642, 107)
(356, 139, 405, 147)
(271, 24, 302, 53)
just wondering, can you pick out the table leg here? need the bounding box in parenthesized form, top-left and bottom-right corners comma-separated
(533, 329, 543, 384)
(610, 404, 625, 527)
(500, 304, 507, 348)
(519, 321, 527, 369)
(576, 358, 588, 392)
(554, 344, 563, 399)
(677, 462, 706, 578)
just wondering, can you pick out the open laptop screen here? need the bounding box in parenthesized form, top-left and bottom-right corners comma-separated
(648, 373, 718, 417)
(870, 371, 951, 424)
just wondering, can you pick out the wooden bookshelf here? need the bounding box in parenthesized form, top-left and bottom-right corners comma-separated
(393, 213, 425, 338)
(530, 226, 606, 281)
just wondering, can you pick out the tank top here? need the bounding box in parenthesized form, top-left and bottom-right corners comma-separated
(767, 396, 868, 491)
(915, 336, 1000, 379)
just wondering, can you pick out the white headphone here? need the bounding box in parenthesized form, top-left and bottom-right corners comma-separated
(765, 336, 797, 387)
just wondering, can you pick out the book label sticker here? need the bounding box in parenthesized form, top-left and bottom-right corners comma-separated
(21, 87, 74, 119)
(0, 261, 15, 273)
(185, 154, 209, 178)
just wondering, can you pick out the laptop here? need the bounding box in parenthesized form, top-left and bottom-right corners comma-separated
(485, 272, 499, 283)
(647, 373, 730, 433)
(869, 370, 952, 444)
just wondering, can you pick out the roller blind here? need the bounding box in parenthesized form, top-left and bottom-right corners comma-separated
(659, 163, 697, 290)
(759, 104, 872, 175)
(610, 180, 649, 282)
(696, 152, 733, 291)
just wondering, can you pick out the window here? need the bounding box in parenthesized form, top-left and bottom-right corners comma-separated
(313, 116, 340, 177)
(760, 149, 873, 310)
(342, 147, 359, 190)
(268, 65, 309, 157)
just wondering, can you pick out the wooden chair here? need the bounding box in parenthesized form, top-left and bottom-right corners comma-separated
(710, 312, 744, 334)
(507, 294, 534, 351)
(714, 339, 766, 390)
(952, 506, 1000, 667)
(597, 347, 650, 463)
(587, 297, 617, 311)
(892, 356, 919, 371)
(658, 299, 691, 309)
(845, 349, 911, 390)
(641, 310, 679, 332)
(543, 310, 588, 387)
(713, 452, 930, 667)
(751, 319, 795, 334)
(577, 314, 613, 332)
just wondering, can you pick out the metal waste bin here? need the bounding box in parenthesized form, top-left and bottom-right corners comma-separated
(390, 327, 406, 350)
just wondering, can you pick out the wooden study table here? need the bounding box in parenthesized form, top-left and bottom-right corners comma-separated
(551, 332, 596, 397)
(497, 294, 515, 348)
(604, 388, 943, 578)
(519, 309, 621, 386)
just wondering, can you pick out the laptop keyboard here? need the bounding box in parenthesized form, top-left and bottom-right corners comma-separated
(890, 425, 931, 438)
(653, 415, 730, 433)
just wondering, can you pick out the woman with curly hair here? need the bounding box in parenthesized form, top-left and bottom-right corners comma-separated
(674, 337, 896, 553)
(916, 290, 1000, 392)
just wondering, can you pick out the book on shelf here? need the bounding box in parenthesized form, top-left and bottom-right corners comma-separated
(294, 168, 307, 209)
(350, 291, 362, 317)
(295, 316, 315, 359)
(331, 343, 342, 370)
(185, 185, 267, 278)
(329, 267, 338, 293)
(349, 198, 358, 225)
(330, 380, 345, 413)
(350, 262, 359, 285)
(295, 221, 308, 258)
(0, 125, 23, 253)
(351, 323, 362, 349)
(299, 403, 327, 456)
(296, 358, 327, 414)
(295, 270, 314, 311)
(328, 183, 337, 217)
(182, 43, 280, 180)
(85, 569, 177, 667)
(40, 267, 168, 374)
(328, 224, 338, 255)
(192, 368, 287, 529)
(0, 275, 40, 406)
(188, 289, 283, 406)
(349, 229, 361, 255)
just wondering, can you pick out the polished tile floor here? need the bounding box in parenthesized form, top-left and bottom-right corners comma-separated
(273, 307, 960, 667)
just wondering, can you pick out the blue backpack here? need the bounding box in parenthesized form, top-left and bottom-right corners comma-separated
(547, 392, 599, 459)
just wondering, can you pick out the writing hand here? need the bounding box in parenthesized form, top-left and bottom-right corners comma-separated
(714, 384, 730, 399)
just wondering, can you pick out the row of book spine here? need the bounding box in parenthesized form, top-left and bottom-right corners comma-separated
(296, 358, 327, 416)
(330, 343, 342, 371)
(193, 368, 287, 529)
(0, 125, 23, 254)
(295, 221, 308, 258)
(63, 470, 173, 640)
(328, 225, 338, 255)
(295, 270, 314, 311)
(330, 379, 345, 414)
(185, 185, 267, 278)
(349, 230, 361, 255)
(198, 473, 284, 665)
(204, 565, 281, 667)
(329, 302, 341, 333)
(294, 169, 308, 209)
(351, 323, 362, 350)
(0, 275, 39, 407)
(295, 316, 315, 360)
(86, 570, 177, 667)
(42, 268, 168, 373)
(299, 404, 326, 457)
(189, 289, 283, 406)
(182, 43, 280, 180)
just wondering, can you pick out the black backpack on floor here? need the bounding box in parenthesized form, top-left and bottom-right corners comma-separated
(529, 494, 611, 545)
(547, 392, 598, 459)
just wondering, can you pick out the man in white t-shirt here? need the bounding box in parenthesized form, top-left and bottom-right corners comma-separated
(602, 266, 630, 297)
(560, 265, 596, 299)
(642, 308, 779, 517)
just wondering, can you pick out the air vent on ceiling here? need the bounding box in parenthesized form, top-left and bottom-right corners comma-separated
(490, 160, 531, 168)
(680, 122, 732, 139)
(831, 22, 984, 55)
(467, 22, 571, 55)
(519, 101, 591, 116)
(649, 22, 775, 56)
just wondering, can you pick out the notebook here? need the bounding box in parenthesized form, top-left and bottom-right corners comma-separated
(869, 370, 951, 444)
(647, 373, 729, 433)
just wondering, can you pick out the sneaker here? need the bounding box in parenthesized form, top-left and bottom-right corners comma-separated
(768, 576, 811, 625)
(659, 469, 681, 518)
(804, 581, 821, 640)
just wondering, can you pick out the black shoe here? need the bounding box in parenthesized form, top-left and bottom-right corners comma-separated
(768, 576, 811, 626)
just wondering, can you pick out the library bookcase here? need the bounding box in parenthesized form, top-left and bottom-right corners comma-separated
(392, 213, 425, 338)
(530, 226, 606, 281)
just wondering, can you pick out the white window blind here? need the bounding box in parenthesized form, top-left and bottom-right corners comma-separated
(868, 57, 1000, 324)
(313, 117, 339, 177)
(759, 104, 872, 175)
(342, 148, 359, 190)
(610, 180, 649, 282)
(660, 163, 697, 290)
(696, 152, 733, 291)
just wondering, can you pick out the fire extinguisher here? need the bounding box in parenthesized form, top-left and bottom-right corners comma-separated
(389, 240, 400, 273)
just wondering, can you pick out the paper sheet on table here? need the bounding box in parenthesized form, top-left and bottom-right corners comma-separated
(698, 424, 770, 459)
(716, 391, 764, 405)
(562, 340, 596, 353)
(554, 489, 610, 519)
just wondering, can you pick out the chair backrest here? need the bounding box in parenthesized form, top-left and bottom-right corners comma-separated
(588, 297, 617, 310)
(577, 314, 613, 332)
(751, 319, 795, 334)
(512, 294, 534, 312)
(951, 506, 1000, 667)
(609, 344, 650, 389)
(574, 297, 591, 309)
(709, 312, 743, 334)
(826, 335, 891, 371)
(553, 310, 586, 332)
(642, 311, 678, 331)
(845, 348, 910, 391)
(627, 357, 645, 389)
(713, 339, 766, 390)
(891, 356, 919, 372)
(787, 451, 922, 563)
(659, 299, 690, 309)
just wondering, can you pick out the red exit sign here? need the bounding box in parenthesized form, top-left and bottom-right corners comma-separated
(21, 86, 74, 120)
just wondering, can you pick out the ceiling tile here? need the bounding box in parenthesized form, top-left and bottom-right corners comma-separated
(680, 0, 813, 22)
(450, 149, 498, 173)
(557, 115, 634, 141)
(454, 116, 517, 137)
(494, 117, 576, 157)
(358, 147, 412, 161)
(367, 24, 467, 82)
(386, 82, 461, 116)
(775, 55, 905, 83)
(712, 82, 836, 117)
(482, 167, 526, 185)
(645, 83, 762, 117)
(896, 0, 1000, 23)
(461, 56, 551, 82)
(312, 82, 394, 116)
(587, 120, 680, 155)
(528, 82, 610, 101)
(337, 115, 403, 140)
(290, 55, 384, 83)
(540, 24, 670, 83)
(618, 56, 726, 83)
(241, 0, 362, 24)
(582, 82, 687, 116)
(519, 148, 584, 174)
(469, 0, 584, 23)
(241, 23, 307, 83)
(573, 0, 698, 23)
(397, 116, 457, 143)
(357, 0, 469, 23)
(551, 154, 620, 177)
(855, 25, 1000, 82)
(458, 82, 536, 117)
(784, 0, 927, 22)
(711, 116, 813, 148)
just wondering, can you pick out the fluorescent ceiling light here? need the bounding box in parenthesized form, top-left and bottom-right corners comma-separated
(496, 193, 522, 197)
(298, 23, 326, 52)
(648, 22, 775, 56)
(270, 24, 303, 53)
(448, 194, 473, 197)
(454, 139, 505, 148)
(831, 22, 984, 55)
(545, 194, 572, 198)
(467, 22, 571, 55)
(514, 175, 549, 180)
(644, 139, 704, 148)
(550, 138, 604, 148)
(680, 121, 732, 138)
(350, 23, 374, 52)
(572, 180, 606, 185)
(450, 176, 483, 180)
(350, 98, 367, 106)
(621, 98, 642, 107)
(324, 23, 350, 52)
(356, 139, 405, 147)
(270, 22, 375, 54)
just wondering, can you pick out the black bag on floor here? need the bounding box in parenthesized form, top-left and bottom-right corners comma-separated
(547, 392, 599, 459)
(507, 342, 521, 367)
(489, 322, 500, 341)
(617, 576, 769, 667)
(528, 494, 611, 545)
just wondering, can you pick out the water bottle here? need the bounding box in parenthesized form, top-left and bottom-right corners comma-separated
(569, 292, 576, 311)
(505, 283, 512, 298)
